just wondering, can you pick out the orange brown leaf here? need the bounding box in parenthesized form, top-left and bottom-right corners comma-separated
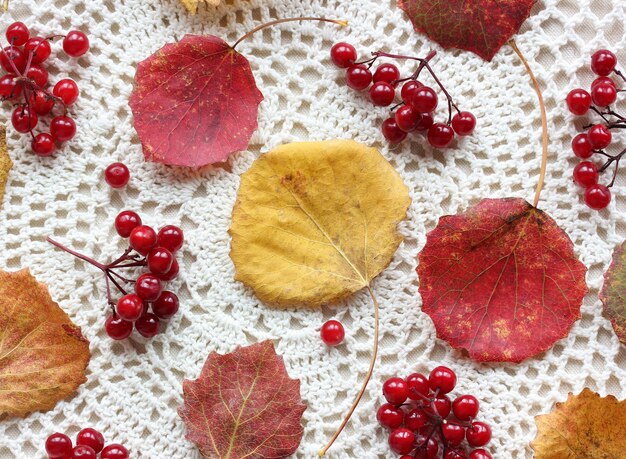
(0, 125, 12, 209)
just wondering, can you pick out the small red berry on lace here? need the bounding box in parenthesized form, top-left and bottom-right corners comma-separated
(46, 430, 128, 459)
(104, 162, 130, 188)
(320, 319, 345, 346)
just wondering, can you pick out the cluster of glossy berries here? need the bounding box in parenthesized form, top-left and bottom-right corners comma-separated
(566, 49, 626, 210)
(330, 43, 476, 148)
(378, 366, 492, 459)
(0, 21, 89, 156)
(45, 428, 129, 459)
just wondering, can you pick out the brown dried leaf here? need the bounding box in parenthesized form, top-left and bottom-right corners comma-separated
(0, 125, 12, 210)
(179, 0, 221, 14)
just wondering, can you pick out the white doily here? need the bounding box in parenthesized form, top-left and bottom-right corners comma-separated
(1, 0, 625, 457)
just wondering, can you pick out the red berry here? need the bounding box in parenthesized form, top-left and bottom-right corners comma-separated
(429, 366, 457, 394)
(0, 46, 26, 72)
(405, 408, 428, 430)
(100, 444, 130, 459)
(587, 124, 612, 149)
(104, 162, 130, 188)
(24, 37, 51, 64)
(388, 428, 415, 455)
(6, 22, 29, 46)
(0, 73, 21, 98)
(148, 246, 174, 274)
(382, 377, 409, 405)
(452, 394, 479, 420)
(53, 79, 80, 105)
(26, 64, 48, 87)
(11, 106, 37, 133)
(156, 257, 179, 281)
(135, 273, 162, 302)
(330, 42, 357, 68)
(320, 319, 345, 346)
(345, 64, 372, 91)
(584, 184, 611, 210)
(130, 225, 157, 254)
(152, 291, 179, 320)
(591, 49, 617, 76)
(591, 82, 617, 107)
(410, 86, 438, 113)
(451, 111, 476, 136)
(466, 421, 491, 447)
(115, 210, 142, 238)
(157, 225, 184, 253)
(566, 89, 592, 116)
(30, 90, 55, 115)
(376, 403, 404, 429)
(571, 133, 594, 159)
(433, 394, 452, 417)
(369, 81, 395, 106)
(395, 105, 421, 132)
(116, 294, 145, 321)
(415, 112, 434, 131)
(406, 373, 429, 399)
(63, 30, 90, 57)
(444, 449, 467, 459)
(416, 435, 439, 458)
(381, 118, 407, 143)
(592, 76, 616, 89)
(105, 315, 133, 340)
(135, 313, 160, 338)
(32, 133, 55, 157)
(469, 449, 493, 459)
(428, 123, 455, 148)
(50, 115, 76, 142)
(46, 433, 73, 458)
(442, 422, 465, 446)
(373, 63, 400, 84)
(401, 80, 422, 103)
(76, 428, 105, 453)
(573, 161, 598, 187)
(71, 444, 96, 459)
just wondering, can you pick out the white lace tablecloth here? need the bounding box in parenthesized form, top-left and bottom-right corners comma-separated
(1, 0, 625, 457)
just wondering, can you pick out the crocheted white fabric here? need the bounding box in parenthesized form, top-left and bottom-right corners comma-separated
(0, 0, 625, 457)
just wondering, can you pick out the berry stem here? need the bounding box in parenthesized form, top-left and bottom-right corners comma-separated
(231, 17, 348, 50)
(47, 236, 107, 270)
(509, 39, 549, 208)
(318, 285, 380, 456)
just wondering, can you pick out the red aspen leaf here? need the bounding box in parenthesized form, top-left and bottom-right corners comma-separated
(397, 0, 535, 61)
(599, 241, 626, 345)
(0, 269, 91, 417)
(129, 34, 264, 167)
(178, 340, 306, 459)
(417, 198, 588, 363)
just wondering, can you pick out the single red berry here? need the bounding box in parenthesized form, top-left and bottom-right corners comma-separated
(452, 394, 479, 420)
(105, 315, 133, 340)
(369, 81, 395, 106)
(466, 421, 492, 447)
(46, 433, 73, 458)
(11, 106, 37, 133)
(591, 49, 617, 76)
(53, 79, 80, 105)
(320, 319, 345, 346)
(373, 63, 400, 84)
(441, 422, 465, 446)
(469, 449, 493, 459)
(395, 105, 421, 132)
(382, 377, 409, 405)
(76, 428, 105, 453)
(24, 37, 51, 64)
(345, 64, 372, 91)
(591, 82, 617, 107)
(401, 80, 422, 104)
(566, 89, 592, 116)
(415, 112, 434, 131)
(428, 123, 455, 148)
(381, 118, 407, 143)
(573, 161, 598, 188)
(6, 21, 29, 46)
(71, 444, 96, 459)
(376, 403, 404, 429)
(451, 111, 477, 136)
(157, 225, 184, 253)
(388, 428, 415, 455)
(405, 408, 428, 430)
(330, 42, 357, 68)
(571, 133, 594, 159)
(130, 225, 157, 254)
(26, 64, 48, 87)
(50, 115, 77, 142)
(148, 246, 174, 274)
(104, 162, 130, 188)
(444, 449, 467, 459)
(433, 395, 452, 417)
(587, 124, 612, 149)
(32, 133, 55, 157)
(416, 434, 439, 458)
(592, 76, 616, 89)
(406, 373, 429, 399)
(410, 86, 438, 113)
(156, 257, 179, 281)
(135, 273, 162, 302)
(0, 46, 26, 72)
(584, 184, 611, 210)
(152, 291, 179, 319)
(115, 210, 142, 237)
(63, 30, 90, 57)
(0, 73, 21, 98)
(100, 444, 130, 459)
(429, 366, 457, 394)
(135, 313, 160, 338)
(29, 90, 55, 115)
(116, 294, 145, 321)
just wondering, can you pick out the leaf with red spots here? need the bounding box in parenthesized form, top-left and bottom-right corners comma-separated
(417, 198, 588, 362)
(397, 0, 535, 61)
(599, 240, 626, 345)
(178, 340, 306, 459)
(129, 34, 264, 167)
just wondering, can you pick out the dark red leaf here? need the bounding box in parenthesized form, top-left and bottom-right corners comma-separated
(417, 198, 588, 362)
(397, 0, 535, 61)
(178, 340, 306, 458)
(599, 241, 626, 345)
(129, 35, 264, 167)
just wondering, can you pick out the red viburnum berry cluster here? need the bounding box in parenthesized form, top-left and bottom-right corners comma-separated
(45, 428, 129, 459)
(48, 208, 184, 341)
(378, 366, 492, 459)
(0, 21, 89, 156)
(566, 49, 626, 210)
(330, 42, 476, 148)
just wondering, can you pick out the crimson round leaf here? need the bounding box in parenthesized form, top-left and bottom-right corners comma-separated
(599, 241, 626, 345)
(129, 34, 264, 167)
(397, 0, 535, 61)
(417, 198, 588, 362)
(178, 340, 306, 458)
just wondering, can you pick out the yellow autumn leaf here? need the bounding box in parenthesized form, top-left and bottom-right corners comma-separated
(0, 269, 91, 417)
(0, 125, 12, 210)
(179, 0, 220, 14)
(531, 388, 626, 458)
(229, 139, 411, 307)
